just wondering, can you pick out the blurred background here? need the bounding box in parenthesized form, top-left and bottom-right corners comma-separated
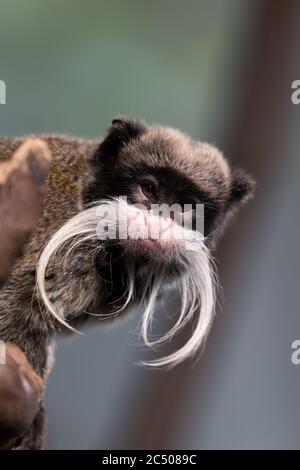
(1, 0, 300, 449)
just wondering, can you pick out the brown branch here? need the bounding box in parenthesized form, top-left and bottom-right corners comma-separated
(0, 343, 43, 449)
(0, 138, 51, 283)
(0, 139, 51, 448)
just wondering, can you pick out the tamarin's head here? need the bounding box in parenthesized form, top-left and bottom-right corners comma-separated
(88, 116, 255, 247)
(38, 117, 255, 367)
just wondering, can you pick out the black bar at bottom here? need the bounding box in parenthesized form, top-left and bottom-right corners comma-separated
(0, 450, 296, 466)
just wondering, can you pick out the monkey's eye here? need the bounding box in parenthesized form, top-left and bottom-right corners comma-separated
(139, 180, 157, 199)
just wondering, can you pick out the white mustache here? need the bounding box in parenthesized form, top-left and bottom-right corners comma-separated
(36, 197, 216, 368)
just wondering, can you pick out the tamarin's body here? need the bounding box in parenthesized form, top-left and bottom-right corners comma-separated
(0, 136, 98, 448)
(0, 136, 95, 372)
(0, 118, 255, 448)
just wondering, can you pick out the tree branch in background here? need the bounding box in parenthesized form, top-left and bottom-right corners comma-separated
(0, 139, 51, 449)
(0, 138, 51, 284)
(0, 343, 43, 449)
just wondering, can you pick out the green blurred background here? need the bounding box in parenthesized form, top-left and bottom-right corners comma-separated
(0, 0, 253, 139)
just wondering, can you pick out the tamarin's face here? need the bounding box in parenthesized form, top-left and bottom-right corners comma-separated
(86, 117, 254, 265)
(38, 117, 255, 367)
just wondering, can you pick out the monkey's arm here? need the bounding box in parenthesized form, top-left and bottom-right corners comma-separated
(0, 133, 108, 448)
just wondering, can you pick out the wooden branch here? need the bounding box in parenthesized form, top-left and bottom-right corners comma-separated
(0, 138, 51, 284)
(0, 343, 43, 449)
(0, 139, 51, 448)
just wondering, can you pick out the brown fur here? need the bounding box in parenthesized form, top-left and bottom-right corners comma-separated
(0, 118, 255, 448)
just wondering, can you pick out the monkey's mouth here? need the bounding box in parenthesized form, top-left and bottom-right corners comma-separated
(135, 238, 166, 254)
(124, 237, 168, 259)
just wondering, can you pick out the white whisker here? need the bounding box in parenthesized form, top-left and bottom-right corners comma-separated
(36, 197, 216, 368)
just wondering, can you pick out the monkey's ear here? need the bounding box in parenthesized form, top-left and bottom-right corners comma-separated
(110, 116, 146, 137)
(94, 116, 147, 162)
(227, 167, 256, 209)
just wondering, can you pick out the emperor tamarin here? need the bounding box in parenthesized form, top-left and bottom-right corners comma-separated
(0, 117, 255, 448)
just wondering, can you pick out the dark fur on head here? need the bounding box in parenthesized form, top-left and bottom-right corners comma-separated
(87, 116, 255, 239)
